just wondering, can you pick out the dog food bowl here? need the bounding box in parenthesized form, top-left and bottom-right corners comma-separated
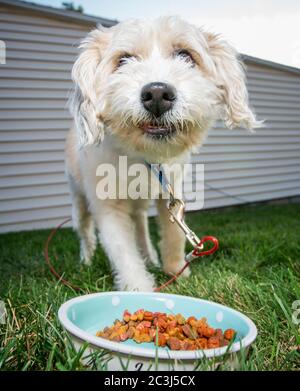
(58, 291, 257, 370)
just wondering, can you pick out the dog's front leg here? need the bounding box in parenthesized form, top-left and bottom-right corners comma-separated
(156, 198, 191, 277)
(132, 201, 160, 267)
(97, 202, 156, 291)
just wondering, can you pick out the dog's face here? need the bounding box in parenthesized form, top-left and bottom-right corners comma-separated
(71, 17, 259, 159)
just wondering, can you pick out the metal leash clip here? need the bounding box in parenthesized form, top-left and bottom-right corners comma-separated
(167, 195, 219, 263)
(167, 196, 203, 251)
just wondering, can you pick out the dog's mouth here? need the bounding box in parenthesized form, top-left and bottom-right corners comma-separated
(140, 122, 176, 139)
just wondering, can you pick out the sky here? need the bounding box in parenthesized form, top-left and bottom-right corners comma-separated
(26, 0, 300, 68)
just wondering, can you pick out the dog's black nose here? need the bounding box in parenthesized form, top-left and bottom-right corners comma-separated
(141, 82, 176, 117)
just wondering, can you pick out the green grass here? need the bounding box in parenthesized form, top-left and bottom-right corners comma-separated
(0, 204, 300, 370)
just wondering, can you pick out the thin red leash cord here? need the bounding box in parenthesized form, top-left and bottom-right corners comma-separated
(44, 217, 83, 292)
(44, 219, 219, 293)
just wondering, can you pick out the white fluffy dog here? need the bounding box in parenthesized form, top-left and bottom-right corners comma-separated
(66, 16, 259, 291)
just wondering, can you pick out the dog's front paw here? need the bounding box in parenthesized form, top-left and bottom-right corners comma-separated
(163, 261, 191, 278)
(80, 246, 93, 266)
(80, 238, 97, 266)
(117, 273, 156, 292)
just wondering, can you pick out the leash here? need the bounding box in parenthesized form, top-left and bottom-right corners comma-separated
(44, 217, 84, 292)
(44, 163, 219, 292)
(146, 163, 219, 292)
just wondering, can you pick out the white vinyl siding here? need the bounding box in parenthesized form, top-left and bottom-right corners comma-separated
(0, 4, 300, 233)
(189, 63, 300, 211)
(0, 4, 87, 232)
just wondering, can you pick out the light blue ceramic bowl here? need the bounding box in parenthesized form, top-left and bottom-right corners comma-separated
(58, 292, 257, 369)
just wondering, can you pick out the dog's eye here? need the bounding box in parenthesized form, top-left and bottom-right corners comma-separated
(117, 54, 135, 68)
(174, 49, 195, 65)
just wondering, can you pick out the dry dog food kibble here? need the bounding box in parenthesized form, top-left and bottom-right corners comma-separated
(96, 309, 236, 351)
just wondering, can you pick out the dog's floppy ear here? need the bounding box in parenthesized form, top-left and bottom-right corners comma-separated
(70, 26, 111, 147)
(204, 32, 261, 129)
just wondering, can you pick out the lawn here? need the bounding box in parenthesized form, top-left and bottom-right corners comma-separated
(0, 204, 300, 370)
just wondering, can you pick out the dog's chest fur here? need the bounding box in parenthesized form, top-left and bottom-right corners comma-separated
(78, 134, 188, 203)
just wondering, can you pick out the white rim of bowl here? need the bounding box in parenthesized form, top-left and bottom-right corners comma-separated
(58, 291, 257, 360)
